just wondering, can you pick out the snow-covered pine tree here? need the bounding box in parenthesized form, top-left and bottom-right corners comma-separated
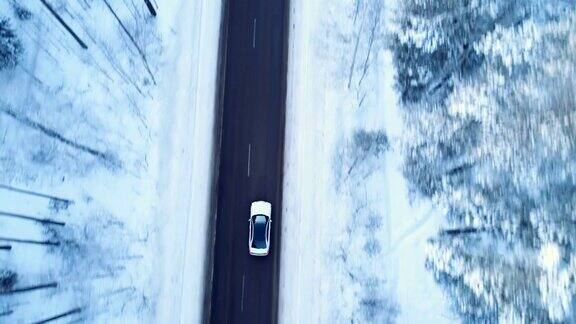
(391, 0, 527, 104)
(0, 18, 23, 71)
(394, 0, 576, 321)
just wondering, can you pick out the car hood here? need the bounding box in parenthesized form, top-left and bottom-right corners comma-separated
(251, 201, 272, 217)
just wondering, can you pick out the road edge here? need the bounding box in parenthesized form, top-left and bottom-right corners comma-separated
(201, 0, 230, 323)
(271, 0, 291, 323)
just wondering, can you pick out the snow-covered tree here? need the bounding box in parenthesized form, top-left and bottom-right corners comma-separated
(426, 234, 553, 322)
(393, 1, 576, 321)
(390, 0, 527, 104)
(0, 18, 23, 70)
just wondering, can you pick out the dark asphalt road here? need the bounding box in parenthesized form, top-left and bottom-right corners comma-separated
(206, 0, 288, 323)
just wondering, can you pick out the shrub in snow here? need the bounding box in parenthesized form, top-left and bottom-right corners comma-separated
(353, 130, 389, 157)
(11, 3, 32, 21)
(336, 129, 389, 185)
(0, 269, 17, 292)
(0, 18, 23, 71)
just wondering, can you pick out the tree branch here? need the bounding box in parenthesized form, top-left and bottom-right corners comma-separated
(102, 0, 156, 84)
(0, 105, 119, 168)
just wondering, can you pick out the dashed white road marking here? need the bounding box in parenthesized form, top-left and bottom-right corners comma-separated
(252, 18, 257, 48)
(247, 144, 252, 177)
(241, 274, 246, 311)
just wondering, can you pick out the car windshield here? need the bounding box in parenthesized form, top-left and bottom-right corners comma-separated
(252, 215, 268, 249)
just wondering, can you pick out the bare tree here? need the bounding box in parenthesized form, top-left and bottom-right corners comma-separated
(439, 227, 486, 237)
(0, 237, 60, 246)
(0, 211, 65, 226)
(0, 310, 13, 317)
(0, 184, 73, 206)
(143, 0, 157, 17)
(0, 282, 57, 295)
(0, 104, 120, 168)
(102, 0, 156, 84)
(31, 307, 82, 324)
(39, 0, 88, 49)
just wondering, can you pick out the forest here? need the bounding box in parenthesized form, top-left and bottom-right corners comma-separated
(391, 0, 576, 322)
(1, 0, 159, 322)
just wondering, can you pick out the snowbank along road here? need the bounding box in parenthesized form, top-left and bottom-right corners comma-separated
(205, 0, 289, 323)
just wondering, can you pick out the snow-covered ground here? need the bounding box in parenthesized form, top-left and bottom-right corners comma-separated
(153, 0, 221, 323)
(0, 0, 221, 322)
(280, 0, 452, 322)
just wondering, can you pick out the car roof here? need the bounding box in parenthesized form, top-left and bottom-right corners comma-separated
(252, 216, 268, 248)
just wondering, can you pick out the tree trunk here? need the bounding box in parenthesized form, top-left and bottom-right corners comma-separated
(32, 307, 82, 324)
(0, 310, 13, 317)
(0, 211, 65, 226)
(0, 184, 73, 205)
(440, 226, 486, 236)
(103, 0, 157, 84)
(0, 282, 57, 295)
(0, 237, 60, 246)
(0, 105, 119, 168)
(144, 0, 157, 17)
(39, 0, 88, 49)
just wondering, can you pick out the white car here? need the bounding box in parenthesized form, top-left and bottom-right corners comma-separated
(248, 201, 272, 256)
